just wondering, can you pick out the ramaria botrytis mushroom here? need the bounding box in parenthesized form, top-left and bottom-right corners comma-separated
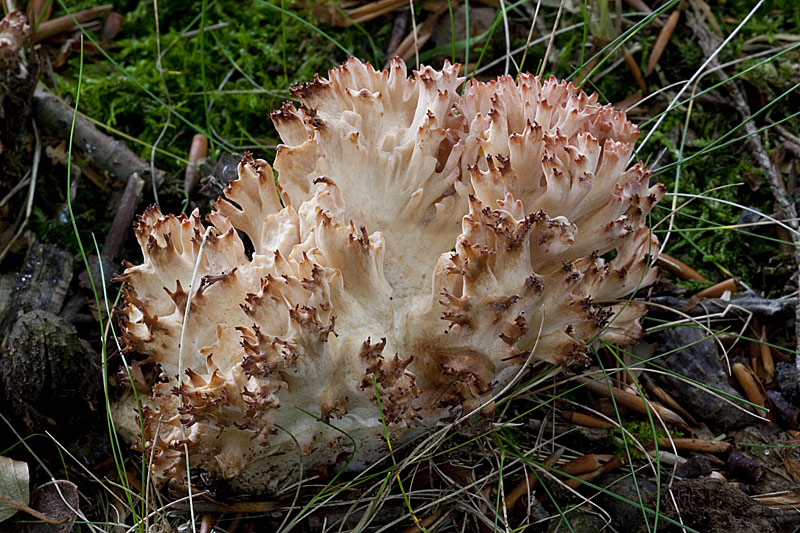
(114, 57, 664, 493)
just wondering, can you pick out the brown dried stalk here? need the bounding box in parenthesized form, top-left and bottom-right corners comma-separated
(576, 376, 687, 427)
(184, 133, 209, 194)
(504, 448, 563, 511)
(732, 362, 768, 418)
(645, 9, 680, 76)
(561, 410, 615, 428)
(656, 252, 707, 281)
(669, 438, 731, 454)
(683, 277, 739, 311)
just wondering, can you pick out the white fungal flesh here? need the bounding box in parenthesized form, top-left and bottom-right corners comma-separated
(114, 58, 664, 494)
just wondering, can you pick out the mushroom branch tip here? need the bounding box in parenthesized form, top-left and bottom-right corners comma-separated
(114, 57, 664, 493)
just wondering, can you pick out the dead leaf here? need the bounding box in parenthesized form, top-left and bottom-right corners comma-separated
(784, 440, 800, 484)
(27, 480, 78, 533)
(0, 455, 29, 523)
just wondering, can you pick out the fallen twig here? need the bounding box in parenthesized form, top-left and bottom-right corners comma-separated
(33, 85, 166, 189)
(558, 453, 603, 476)
(385, 7, 410, 60)
(34, 85, 165, 319)
(0, 493, 71, 525)
(33, 4, 112, 43)
(184, 133, 209, 195)
(645, 380, 700, 427)
(623, 46, 647, 94)
(668, 438, 732, 454)
(393, 5, 448, 64)
(566, 456, 624, 488)
(401, 507, 445, 533)
(561, 409, 615, 428)
(657, 252, 707, 282)
(102, 173, 145, 265)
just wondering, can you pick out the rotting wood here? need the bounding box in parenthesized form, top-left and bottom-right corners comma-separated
(0, 242, 72, 344)
(767, 390, 800, 429)
(726, 448, 766, 483)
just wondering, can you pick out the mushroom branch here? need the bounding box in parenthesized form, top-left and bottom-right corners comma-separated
(114, 57, 664, 494)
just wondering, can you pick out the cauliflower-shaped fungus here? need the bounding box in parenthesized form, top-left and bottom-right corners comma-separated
(115, 57, 664, 494)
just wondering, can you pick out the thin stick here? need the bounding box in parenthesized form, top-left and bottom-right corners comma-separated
(33, 4, 112, 42)
(0, 494, 70, 524)
(517, 0, 542, 77)
(498, 0, 510, 75)
(0, 120, 40, 263)
(539, 0, 564, 77)
(575, 375, 687, 427)
(408, 0, 418, 68)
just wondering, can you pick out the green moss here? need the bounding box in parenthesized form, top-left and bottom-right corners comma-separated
(56, 1, 390, 178)
(610, 421, 683, 460)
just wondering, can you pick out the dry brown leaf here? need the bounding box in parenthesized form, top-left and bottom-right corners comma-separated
(0, 455, 29, 523)
(784, 441, 800, 484)
(27, 480, 78, 533)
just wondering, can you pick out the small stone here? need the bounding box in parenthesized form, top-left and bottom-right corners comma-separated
(676, 455, 713, 479)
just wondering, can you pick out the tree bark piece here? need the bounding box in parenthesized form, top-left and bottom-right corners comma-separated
(0, 242, 72, 343)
